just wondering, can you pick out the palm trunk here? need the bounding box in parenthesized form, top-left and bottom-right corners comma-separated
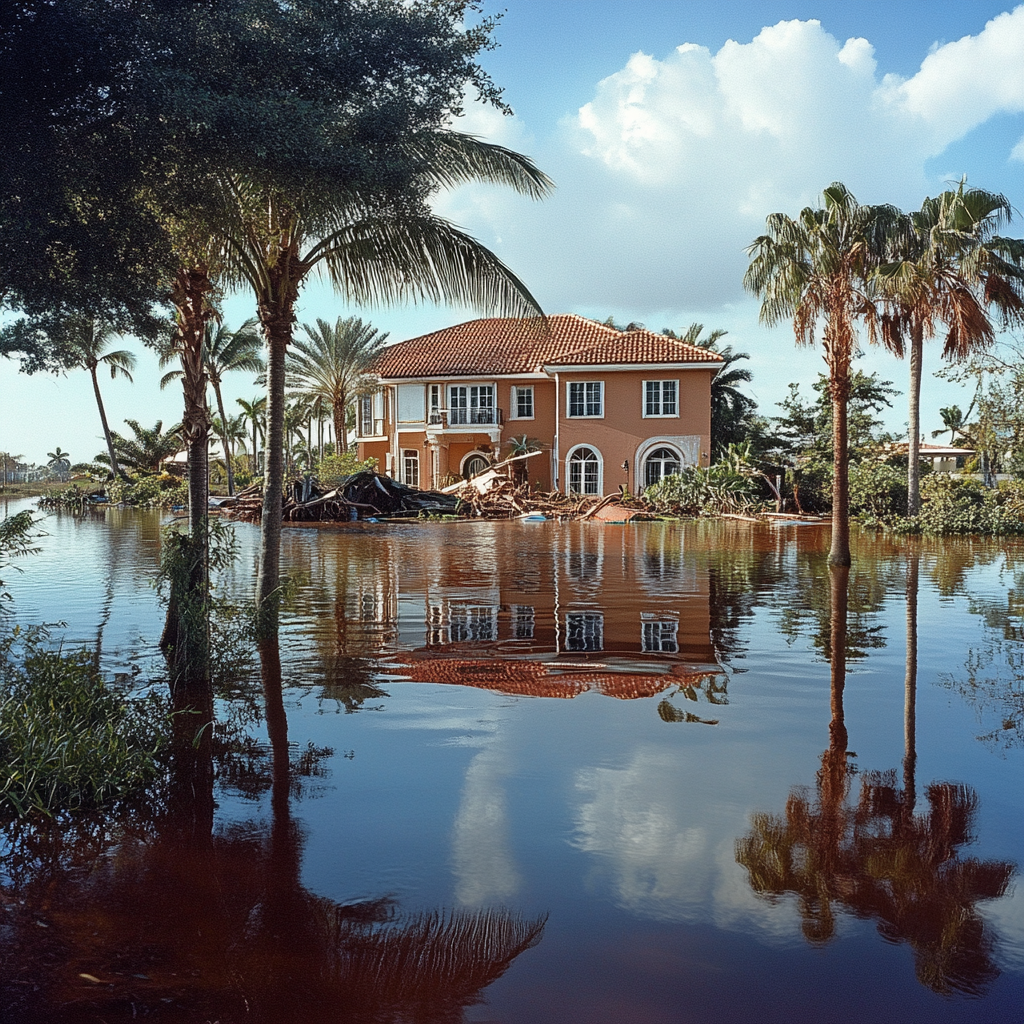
(212, 380, 235, 496)
(829, 371, 852, 567)
(903, 551, 918, 815)
(90, 364, 121, 479)
(333, 388, 346, 457)
(907, 324, 923, 516)
(256, 317, 290, 638)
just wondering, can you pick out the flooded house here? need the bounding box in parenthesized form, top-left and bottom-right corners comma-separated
(356, 314, 723, 494)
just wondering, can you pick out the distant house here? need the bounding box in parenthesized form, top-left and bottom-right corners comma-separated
(356, 314, 723, 494)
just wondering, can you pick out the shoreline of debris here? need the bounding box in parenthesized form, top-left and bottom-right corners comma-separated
(219, 469, 830, 526)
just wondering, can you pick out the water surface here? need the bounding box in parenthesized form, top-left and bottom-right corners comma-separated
(1, 498, 1022, 1022)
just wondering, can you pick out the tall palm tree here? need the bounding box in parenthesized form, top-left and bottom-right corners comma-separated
(287, 317, 387, 453)
(745, 183, 896, 566)
(64, 318, 136, 479)
(876, 183, 1024, 514)
(215, 133, 553, 637)
(237, 395, 267, 475)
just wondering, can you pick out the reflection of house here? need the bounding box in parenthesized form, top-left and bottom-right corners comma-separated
(368, 524, 726, 704)
(356, 315, 723, 494)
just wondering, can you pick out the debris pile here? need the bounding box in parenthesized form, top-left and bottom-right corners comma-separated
(227, 472, 460, 524)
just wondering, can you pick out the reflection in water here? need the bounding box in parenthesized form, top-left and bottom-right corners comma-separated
(0, 640, 545, 1022)
(736, 564, 1016, 995)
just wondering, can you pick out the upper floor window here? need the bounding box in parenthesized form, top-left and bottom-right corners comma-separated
(641, 614, 679, 653)
(358, 392, 384, 437)
(565, 612, 604, 652)
(428, 384, 442, 425)
(449, 384, 495, 425)
(644, 380, 678, 417)
(568, 381, 603, 417)
(512, 385, 534, 419)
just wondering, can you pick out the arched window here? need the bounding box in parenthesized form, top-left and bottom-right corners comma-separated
(567, 445, 602, 495)
(462, 452, 490, 479)
(644, 446, 682, 487)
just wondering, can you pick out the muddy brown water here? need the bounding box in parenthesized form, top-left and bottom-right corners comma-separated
(1, 498, 1022, 1023)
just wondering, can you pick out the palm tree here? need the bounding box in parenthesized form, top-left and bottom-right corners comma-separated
(215, 133, 553, 637)
(876, 183, 1024, 514)
(63, 318, 136, 479)
(931, 404, 969, 446)
(745, 183, 896, 566)
(162, 318, 264, 496)
(96, 419, 183, 474)
(287, 317, 387, 453)
(46, 447, 71, 481)
(666, 325, 757, 457)
(237, 395, 267, 476)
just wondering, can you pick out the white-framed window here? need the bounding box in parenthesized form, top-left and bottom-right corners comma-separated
(512, 385, 534, 419)
(567, 381, 604, 418)
(449, 384, 495, 425)
(428, 384, 442, 424)
(565, 612, 604, 652)
(402, 449, 419, 487)
(641, 614, 679, 653)
(359, 395, 374, 436)
(644, 446, 683, 487)
(450, 604, 498, 642)
(397, 384, 426, 423)
(567, 445, 602, 495)
(644, 380, 678, 417)
(511, 604, 535, 639)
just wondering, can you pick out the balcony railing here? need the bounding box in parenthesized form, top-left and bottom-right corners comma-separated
(359, 417, 385, 437)
(447, 408, 502, 426)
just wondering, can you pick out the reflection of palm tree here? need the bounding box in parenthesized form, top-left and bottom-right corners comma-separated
(736, 565, 1015, 994)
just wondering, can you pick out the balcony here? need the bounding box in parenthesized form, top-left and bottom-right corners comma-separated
(447, 408, 503, 426)
(358, 417, 385, 438)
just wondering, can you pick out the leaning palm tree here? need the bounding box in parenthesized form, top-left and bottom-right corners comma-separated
(745, 183, 897, 566)
(287, 317, 387, 453)
(215, 132, 553, 637)
(876, 184, 1024, 514)
(931, 404, 970, 446)
(63, 318, 136, 479)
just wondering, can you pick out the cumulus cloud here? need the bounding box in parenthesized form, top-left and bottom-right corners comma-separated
(442, 9, 1024, 317)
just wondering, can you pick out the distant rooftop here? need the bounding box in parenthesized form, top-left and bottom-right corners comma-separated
(371, 314, 724, 379)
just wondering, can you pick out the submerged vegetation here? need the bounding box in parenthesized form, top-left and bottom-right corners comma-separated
(0, 632, 169, 818)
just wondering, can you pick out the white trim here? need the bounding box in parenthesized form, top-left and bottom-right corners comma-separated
(510, 384, 535, 420)
(642, 379, 680, 418)
(460, 449, 493, 476)
(566, 380, 605, 419)
(565, 443, 604, 495)
(544, 362, 720, 373)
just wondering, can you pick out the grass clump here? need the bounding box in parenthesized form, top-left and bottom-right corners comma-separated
(0, 634, 169, 818)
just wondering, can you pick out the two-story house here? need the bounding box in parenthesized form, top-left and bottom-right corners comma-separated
(356, 314, 723, 495)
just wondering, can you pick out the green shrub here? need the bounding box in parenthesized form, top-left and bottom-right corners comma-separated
(0, 636, 169, 817)
(849, 461, 908, 520)
(316, 452, 379, 487)
(645, 463, 760, 515)
(108, 474, 187, 508)
(891, 476, 1024, 536)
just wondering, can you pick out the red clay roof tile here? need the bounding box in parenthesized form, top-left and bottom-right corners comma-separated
(371, 314, 723, 378)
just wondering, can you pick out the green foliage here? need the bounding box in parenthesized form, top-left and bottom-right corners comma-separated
(0, 512, 40, 612)
(316, 453, 379, 487)
(108, 474, 187, 508)
(0, 634, 169, 817)
(892, 477, 1024, 536)
(849, 461, 909, 520)
(645, 449, 761, 516)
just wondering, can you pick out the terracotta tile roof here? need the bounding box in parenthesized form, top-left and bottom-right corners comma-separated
(371, 314, 724, 379)
(382, 653, 723, 701)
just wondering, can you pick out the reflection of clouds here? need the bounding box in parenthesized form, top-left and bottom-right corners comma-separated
(981, 881, 1024, 972)
(452, 746, 521, 907)
(572, 747, 808, 943)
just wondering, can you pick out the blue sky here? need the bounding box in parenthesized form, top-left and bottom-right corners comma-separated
(3, 1, 1023, 465)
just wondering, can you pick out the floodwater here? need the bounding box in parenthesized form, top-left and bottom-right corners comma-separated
(1, 497, 1022, 1023)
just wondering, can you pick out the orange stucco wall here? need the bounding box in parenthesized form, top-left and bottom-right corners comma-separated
(357, 369, 712, 494)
